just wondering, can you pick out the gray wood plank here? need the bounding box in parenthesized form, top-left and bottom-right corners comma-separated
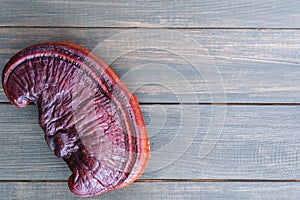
(0, 104, 300, 180)
(1, 0, 300, 28)
(1, 181, 300, 199)
(1, 28, 300, 103)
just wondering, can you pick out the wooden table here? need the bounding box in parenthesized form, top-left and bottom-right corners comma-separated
(1, 1, 300, 199)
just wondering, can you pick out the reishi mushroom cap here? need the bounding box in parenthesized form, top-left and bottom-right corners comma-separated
(2, 42, 150, 197)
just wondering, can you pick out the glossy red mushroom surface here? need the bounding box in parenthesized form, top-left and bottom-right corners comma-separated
(2, 42, 150, 197)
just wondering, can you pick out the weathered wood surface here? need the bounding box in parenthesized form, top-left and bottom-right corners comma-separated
(1, 0, 299, 199)
(1, 28, 300, 103)
(1, 182, 299, 199)
(1, 104, 299, 180)
(1, 0, 300, 28)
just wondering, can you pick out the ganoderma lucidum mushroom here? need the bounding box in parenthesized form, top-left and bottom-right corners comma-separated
(2, 42, 150, 197)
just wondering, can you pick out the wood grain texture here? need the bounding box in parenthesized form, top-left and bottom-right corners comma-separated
(0, 104, 299, 180)
(1, 0, 299, 198)
(1, 0, 300, 28)
(1, 182, 299, 199)
(1, 28, 300, 103)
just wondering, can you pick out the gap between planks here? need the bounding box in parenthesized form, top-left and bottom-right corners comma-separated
(0, 179, 299, 183)
(2, 102, 300, 106)
(1, 26, 300, 30)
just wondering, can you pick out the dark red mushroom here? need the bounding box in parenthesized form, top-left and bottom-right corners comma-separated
(2, 42, 150, 197)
